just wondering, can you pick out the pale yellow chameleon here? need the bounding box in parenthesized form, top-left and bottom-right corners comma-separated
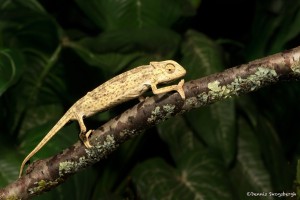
(19, 60, 186, 177)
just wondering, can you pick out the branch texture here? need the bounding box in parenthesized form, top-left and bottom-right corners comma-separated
(1, 46, 300, 199)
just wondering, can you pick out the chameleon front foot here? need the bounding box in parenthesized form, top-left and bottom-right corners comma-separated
(177, 79, 185, 99)
(80, 130, 94, 148)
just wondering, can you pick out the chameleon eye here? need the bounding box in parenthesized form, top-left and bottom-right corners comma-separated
(165, 63, 175, 74)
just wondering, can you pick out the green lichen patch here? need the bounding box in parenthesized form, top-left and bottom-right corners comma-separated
(119, 129, 142, 138)
(85, 135, 117, 161)
(5, 195, 19, 200)
(207, 80, 222, 92)
(185, 97, 199, 108)
(147, 106, 161, 123)
(59, 135, 117, 177)
(119, 129, 135, 137)
(162, 104, 175, 117)
(207, 80, 232, 99)
(239, 67, 277, 91)
(59, 160, 80, 176)
(95, 135, 116, 152)
(202, 67, 278, 103)
(28, 179, 60, 194)
(147, 104, 175, 124)
(197, 92, 209, 103)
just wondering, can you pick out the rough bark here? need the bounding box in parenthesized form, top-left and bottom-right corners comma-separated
(1, 46, 300, 200)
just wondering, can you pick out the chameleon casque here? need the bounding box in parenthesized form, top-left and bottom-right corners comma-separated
(19, 60, 186, 177)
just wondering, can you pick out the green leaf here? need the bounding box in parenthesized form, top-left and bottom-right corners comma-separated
(0, 143, 21, 186)
(19, 105, 77, 160)
(181, 30, 225, 80)
(132, 149, 233, 200)
(75, 0, 182, 30)
(0, 3, 63, 135)
(236, 96, 258, 127)
(157, 116, 204, 161)
(230, 117, 273, 200)
(256, 115, 289, 191)
(0, 1, 60, 52)
(4, 46, 65, 134)
(18, 104, 64, 138)
(269, 2, 300, 53)
(0, 0, 46, 13)
(188, 0, 201, 10)
(245, 1, 300, 59)
(7, 18, 59, 52)
(68, 41, 142, 75)
(185, 99, 236, 166)
(69, 28, 181, 74)
(0, 49, 24, 96)
(75, 28, 180, 54)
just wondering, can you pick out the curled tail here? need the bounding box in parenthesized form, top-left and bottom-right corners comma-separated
(19, 111, 73, 178)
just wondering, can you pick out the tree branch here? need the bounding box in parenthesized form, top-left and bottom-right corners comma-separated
(1, 46, 300, 199)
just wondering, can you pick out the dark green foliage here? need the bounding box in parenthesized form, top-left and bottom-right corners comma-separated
(0, 0, 299, 199)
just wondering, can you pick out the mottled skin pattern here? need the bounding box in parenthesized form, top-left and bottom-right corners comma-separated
(19, 60, 186, 177)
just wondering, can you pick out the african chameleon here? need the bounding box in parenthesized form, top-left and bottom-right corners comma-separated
(19, 60, 186, 177)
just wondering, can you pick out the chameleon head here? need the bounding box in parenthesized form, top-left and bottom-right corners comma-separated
(150, 60, 186, 83)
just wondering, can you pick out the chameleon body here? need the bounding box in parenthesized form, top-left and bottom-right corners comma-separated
(19, 60, 186, 177)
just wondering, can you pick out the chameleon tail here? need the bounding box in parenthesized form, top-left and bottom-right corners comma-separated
(19, 110, 73, 178)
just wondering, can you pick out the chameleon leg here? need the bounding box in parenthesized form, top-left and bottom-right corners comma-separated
(151, 79, 185, 99)
(75, 112, 93, 148)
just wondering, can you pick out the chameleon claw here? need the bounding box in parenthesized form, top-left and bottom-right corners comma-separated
(83, 140, 92, 148)
(85, 129, 93, 139)
(81, 130, 94, 148)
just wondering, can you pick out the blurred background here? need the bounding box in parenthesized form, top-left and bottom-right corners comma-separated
(1, 0, 300, 199)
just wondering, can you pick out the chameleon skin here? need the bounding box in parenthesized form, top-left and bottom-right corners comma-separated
(19, 60, 186, 177)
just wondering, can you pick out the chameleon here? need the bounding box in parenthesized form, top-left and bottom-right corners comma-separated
(19, 60, 186, 177)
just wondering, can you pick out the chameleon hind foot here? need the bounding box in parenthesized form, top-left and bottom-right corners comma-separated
(80, 130, 94, 148)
